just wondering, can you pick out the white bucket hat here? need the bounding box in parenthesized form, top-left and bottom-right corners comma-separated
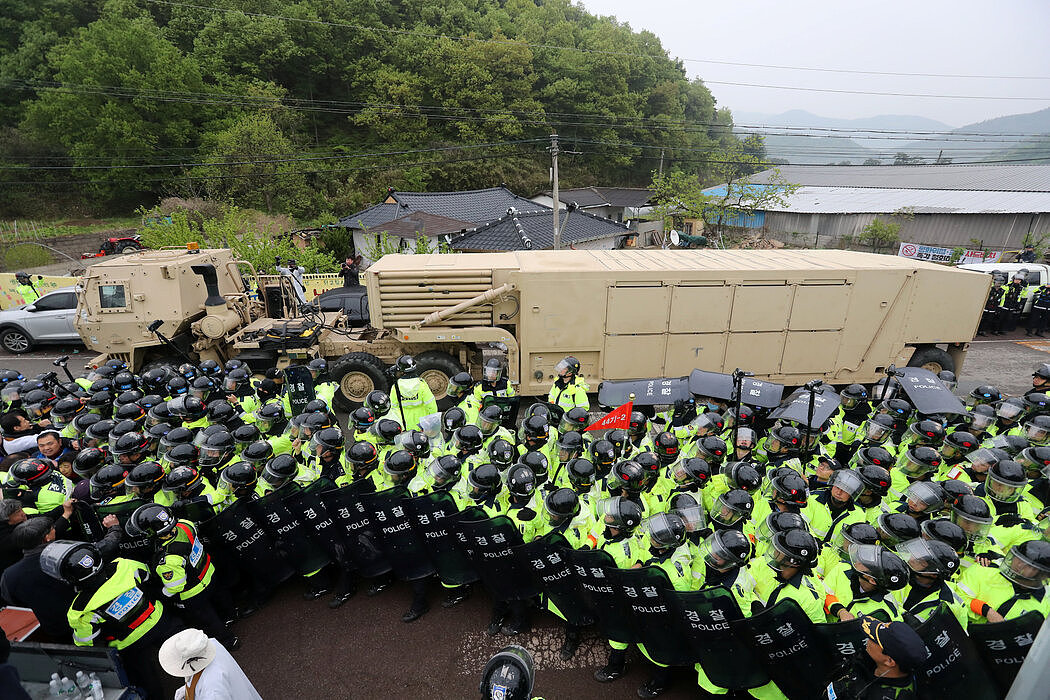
(158, 628, 217, 678)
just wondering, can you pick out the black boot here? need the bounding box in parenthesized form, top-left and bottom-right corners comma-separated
(560, 625, 581, 661)
(637, 666, 672, 698)
(594, 648, 627, 682)
(442, 585, 469, 608)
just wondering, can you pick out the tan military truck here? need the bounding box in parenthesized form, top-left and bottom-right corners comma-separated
(75, 247, 990, 409)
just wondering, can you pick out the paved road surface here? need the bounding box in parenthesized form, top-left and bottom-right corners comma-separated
(2, 334, 1048, 698)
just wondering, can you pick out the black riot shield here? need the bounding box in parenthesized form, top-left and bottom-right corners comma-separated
(320, 482, 390, 578)
(404, 491, 478, 587)
(172, 497, 216, 526)
(967, 611, 1042, 695)
(71, 500, 105, 543)
(688, 369, 784, 408)
(481, 395, 522, 431)
(731, 599, 832, 700)
(516, 533, 592, 627)
(251, 485, 331, 576)
(673, 586, 768, 690)
(98, 498, 152, 563)
(566, 548, 635, 644)
(897, 367, 967, 416)
(360, 487, 435, 581)
(813, 617, 868, 663)
(607, 566, 692, 666)
(201, 498, 294, 589)
(284, 365, 315, 417)
(283, 478, 345, 565)
(769, 387, 842, 429)
(911, 606, 1001, 700)
(457, 515, 534, 602)
(598, 377, 691, 409)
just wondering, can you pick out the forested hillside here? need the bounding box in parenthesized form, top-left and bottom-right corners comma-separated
(0, 0, 744, 218)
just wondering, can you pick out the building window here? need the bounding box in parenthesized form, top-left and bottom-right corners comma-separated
(683, 222, 693, 235)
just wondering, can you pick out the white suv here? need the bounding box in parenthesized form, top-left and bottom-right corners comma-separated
(0, 286, 82, 354)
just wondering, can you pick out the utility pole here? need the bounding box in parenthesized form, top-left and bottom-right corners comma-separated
(551, 133, 561, 250)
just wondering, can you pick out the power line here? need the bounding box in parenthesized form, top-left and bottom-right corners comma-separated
(10, 80, 1050, 140)
(140, 0, 1050, 83)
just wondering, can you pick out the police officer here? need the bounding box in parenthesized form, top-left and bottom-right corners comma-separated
(447, 372, 482, 425)
(127, 503, 238, 650)
(474, 358, 516, 403)
(387, 355, 438, 430)
(479, 645, 544, 700)
(14, 271, 39, 304)
(997, 271, 1030, 334)
(548, 356, 589, 413)
(41, 539, 180, 700)
(824, 616, 926, 700)
(307, 358, 338, 408)
(1027, 280, 1050, 337)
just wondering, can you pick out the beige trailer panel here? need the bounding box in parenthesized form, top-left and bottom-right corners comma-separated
(365, 249, 992, 395)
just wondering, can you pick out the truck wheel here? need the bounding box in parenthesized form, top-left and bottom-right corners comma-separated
(414, 350, 464, 409)
(907, 347, 954, 374)
(331, 352, 388, 411)
(0, 327, 33, 354)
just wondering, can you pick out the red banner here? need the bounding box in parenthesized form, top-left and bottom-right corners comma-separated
(584, 401, 633, 432)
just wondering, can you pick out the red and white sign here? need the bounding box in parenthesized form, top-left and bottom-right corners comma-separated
(584, 401, 633, 432)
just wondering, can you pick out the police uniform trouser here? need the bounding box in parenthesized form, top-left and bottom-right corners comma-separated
(178, 585, 235, 647)
(119, 611, 183, 700)
(1030, 307, 1050, 334)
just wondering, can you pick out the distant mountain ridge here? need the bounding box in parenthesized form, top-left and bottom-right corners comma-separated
(735, 108, 1050, 165)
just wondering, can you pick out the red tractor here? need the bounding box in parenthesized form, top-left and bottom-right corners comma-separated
(80, 235, 145, 259)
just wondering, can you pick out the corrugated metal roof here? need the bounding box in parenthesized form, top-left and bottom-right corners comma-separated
(750, 165, 1050, 192)
(450, 209, 630, 251)
(763, 186, 1050, 214)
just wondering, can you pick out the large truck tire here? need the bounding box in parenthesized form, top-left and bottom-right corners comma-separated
(332, 352, 389, 411)
(907, 346, 954, 375)
(140, 356, 181, 374)
(413, 350, 464, 409)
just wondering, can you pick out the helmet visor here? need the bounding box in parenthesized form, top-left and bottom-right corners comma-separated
(1000, 547, 1050, 589)
(896, 538, 951, 576)
(965, 448, 998, 474)
(425, 458, 459, 488)
(986, 470, 1026, 503)
(997, 402, 1024, 421)
(899, 453, 936, 478)
(710, 493, 749, 527)
(950, 506, 992, 541)
(865, 422, 891, 442)
(700, 532, 748, 571)
(554, 359, 574, 377)
(1026, 422, 1050, 443)
(671, 502, 706, 533)
(483, 364, 500, 381)
(905, 481, 945, 513)
(970, 412, 995, 431)
(827, 469, 864, 501)
(689, 413, 720, 437)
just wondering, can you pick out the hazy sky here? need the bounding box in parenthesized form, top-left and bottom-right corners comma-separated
(578, 0, 1050, 127)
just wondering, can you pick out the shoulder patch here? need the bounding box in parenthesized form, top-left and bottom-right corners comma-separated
(162, 571, 174, 580)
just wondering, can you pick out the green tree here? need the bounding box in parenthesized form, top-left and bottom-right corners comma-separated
(857, 217, 901, 253)
(20, 9, 210, 206)
(190, 111, 310, 215)
(648, 138, 798, 247)
(862, 158, 881, 166)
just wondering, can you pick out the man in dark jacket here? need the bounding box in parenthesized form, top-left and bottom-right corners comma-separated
(0, 502, 121, 642)
(0, 499, 27, 576)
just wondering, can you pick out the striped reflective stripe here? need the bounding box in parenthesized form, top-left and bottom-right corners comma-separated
(74, 629, 100, 644)
(162, 577, 188, 594)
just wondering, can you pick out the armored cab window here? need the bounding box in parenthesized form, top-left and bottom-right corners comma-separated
(99, 283, 128, 309)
